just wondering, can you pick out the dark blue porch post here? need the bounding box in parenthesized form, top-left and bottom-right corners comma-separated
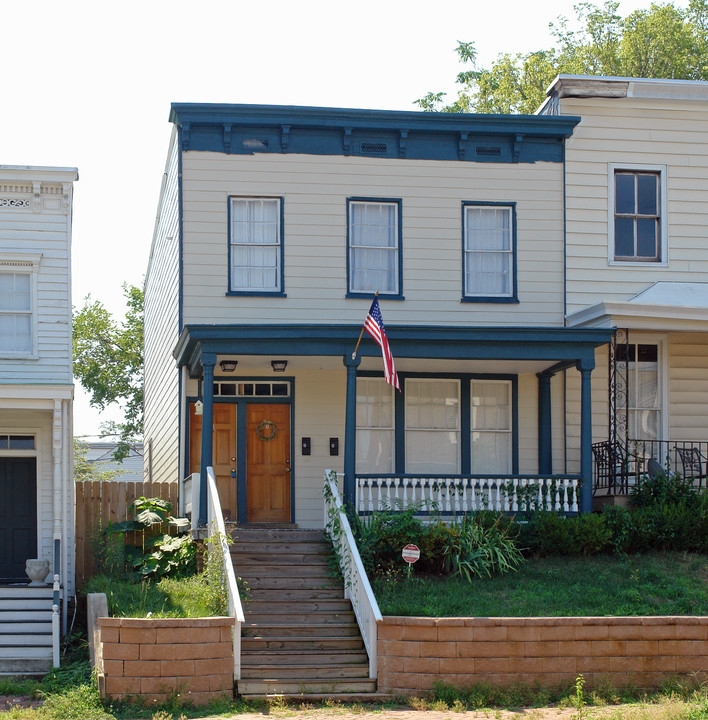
(198, 352, 216, 527)
(343, 354, 361, 508)
(578, 359, 595, 514)
(537, 371, 553, 474)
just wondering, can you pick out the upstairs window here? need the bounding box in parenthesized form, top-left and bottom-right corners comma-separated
(229, 197, 283, 294)
(0, 255, 39, 357)
(614, 171, 661, 262)
(463, 203, 515, 301)
(347, 199, 402, 297)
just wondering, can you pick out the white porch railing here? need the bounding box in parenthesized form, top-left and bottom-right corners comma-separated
(323, 470, 382, 680)
(356, 475, 580, 515)
(180, 472, 199, 529)
(205, 467, 245, 680)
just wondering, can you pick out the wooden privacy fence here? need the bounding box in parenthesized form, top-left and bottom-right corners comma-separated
(75, 481, 179, 588)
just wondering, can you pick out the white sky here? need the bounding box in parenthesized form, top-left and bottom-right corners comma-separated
(1, 0, 663, 437)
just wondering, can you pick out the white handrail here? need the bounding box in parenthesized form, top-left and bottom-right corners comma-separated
(205, 467, 244, 680)
(323, 469, 382, 679)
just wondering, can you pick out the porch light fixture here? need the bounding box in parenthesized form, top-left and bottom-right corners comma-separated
(219, 359, 238, 373)
(271, 360, 288, 373)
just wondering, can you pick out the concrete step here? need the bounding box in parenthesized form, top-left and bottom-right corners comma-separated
(241, 636, 364, 652)
(0, 658, 53, 675)
(237, 678, 377, 696)
(241, 663, 369, 680)
(242, 622, 360, 638)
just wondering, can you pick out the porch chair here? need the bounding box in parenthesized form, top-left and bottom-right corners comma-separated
(592, 440, 633, 495)
(674, 446, 706, 490)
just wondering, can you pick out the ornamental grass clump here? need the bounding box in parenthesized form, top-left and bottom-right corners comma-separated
(443, 513, 524, 581)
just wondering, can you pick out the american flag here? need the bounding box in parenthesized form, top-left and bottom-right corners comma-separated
(364, 297, 400, 391)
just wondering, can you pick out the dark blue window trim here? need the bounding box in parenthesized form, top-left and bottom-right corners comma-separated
(226, 195, 285, 296)
(461, 201, 518, 303)
(346, 197, 404, 300)
(358, 371, 519, 476)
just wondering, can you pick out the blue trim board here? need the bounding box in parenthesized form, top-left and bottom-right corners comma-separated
(461, 201, 518, 303)
(346, 197, 404, 300)
(174, 324, 613, 376)
(169, 104, 580, 164)
(226, 196, 285, 296)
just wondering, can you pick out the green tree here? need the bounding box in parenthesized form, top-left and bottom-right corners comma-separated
(73, 284, 143, 460)
(416, 1, 708, 115)
(73, 439, 119, 482)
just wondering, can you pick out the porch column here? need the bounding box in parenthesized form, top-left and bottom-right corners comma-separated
(578, 360, 595, 514)
(343, 354, 361, 509)
(537, 372, 553, 474)
(198, 352, 216, 527)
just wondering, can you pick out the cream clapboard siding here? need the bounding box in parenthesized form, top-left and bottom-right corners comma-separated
(0, 186, 73, 384)
(185, 369, 558, 528)
(144, 132, 181, 483)
(560, 95, 708, 316)
(180, 153, 565, 327)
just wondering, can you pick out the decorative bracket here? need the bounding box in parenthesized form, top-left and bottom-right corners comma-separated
(458, 132, 468, 160)
(62, 183, 71, 215)
(343, 127, 352, 156)
(399, 130, 408, 157)
(33, 182, 41, 212)
(223, 123, 232, 153)
(181, 122, 191, 151)
(513, 134, 524, 163)
(281, 124, 291, 153)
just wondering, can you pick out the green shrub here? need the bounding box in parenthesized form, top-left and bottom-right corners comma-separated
(572, 512, 611, 555)
(630, 471, 701, 507)
(519, 512, 577, 556)
(602, 505, 634, 554)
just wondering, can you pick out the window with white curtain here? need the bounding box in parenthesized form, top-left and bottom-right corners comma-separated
(356, 378, 395, 473)
(348, 199, 400, 296)
(0, 269, 33, 354)
(470, 380, 512, 473)
(463, 204, 514, 299)
(616, 343, 661, 440)
(405, 379, 460, 473)
(229, 197, 282, 292)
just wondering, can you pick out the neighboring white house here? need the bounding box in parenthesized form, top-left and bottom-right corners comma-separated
(539, 75, 708, 492)
(84, 441, 144, 482)
(144, 104, 611, 527)
(0, 165, 78, 673)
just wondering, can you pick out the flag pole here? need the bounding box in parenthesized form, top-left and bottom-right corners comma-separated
(352, 291, 378, 359)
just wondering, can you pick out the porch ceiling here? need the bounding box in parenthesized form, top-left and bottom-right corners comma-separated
(176, 324, 613, 378)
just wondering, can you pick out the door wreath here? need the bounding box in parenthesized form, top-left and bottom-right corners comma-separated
(257, 419, 278, 441)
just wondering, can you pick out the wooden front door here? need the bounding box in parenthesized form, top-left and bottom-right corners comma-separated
(0, 458, 37, 581)
(246, 404, 291, 523)
(190, 404, 238, 521)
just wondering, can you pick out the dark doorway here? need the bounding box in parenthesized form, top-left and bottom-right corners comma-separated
(0, 458, 37, 581)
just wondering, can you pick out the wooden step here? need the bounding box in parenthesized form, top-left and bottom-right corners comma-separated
(0, 587, 54, 599)
(0, 610, 52, 621)
(0, 645, 53, 659)
(242, 622, 360, 637)
(0, 598, 54, 610)
(242, 576, 339, 590)
(245, 612, 355, 626)
(241, 663, 369, 680)
(242, 649, 368, 666)
(0, 659, 52, 676)
(0, 620, 52, 633)
(245, 599, 351, 614)
(237, 678, 376, 696)
(236, 565, 331, 578)
(230, 542, 330, 555)
(230, 529, 326, 543)
(246, 587, 342, 601)
(0, 633, 52, 646)
(241, 636, 364, 652)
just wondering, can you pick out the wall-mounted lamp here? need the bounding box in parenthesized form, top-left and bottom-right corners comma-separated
(271, 360, 288, 373)
(219, 359, 238, 373)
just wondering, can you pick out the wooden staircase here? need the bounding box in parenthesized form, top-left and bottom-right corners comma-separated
(230, 527, 376, 697)
(0, 586, 54, 675)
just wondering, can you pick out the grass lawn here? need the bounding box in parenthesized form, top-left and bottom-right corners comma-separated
(372, 551, 708, 617)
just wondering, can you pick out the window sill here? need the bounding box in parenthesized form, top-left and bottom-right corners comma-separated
(346, 292, 405, 301)
(0, 352, 38, 360)
(225, 290, 287, 297)
(461, 296, 519, 304)
(608, 259, 668, 267)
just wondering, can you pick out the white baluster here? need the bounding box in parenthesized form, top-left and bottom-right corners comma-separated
(394, 477, 401, 504)
(493, 480, 500, 511)
(367, 481, 374, 514)
(570, 479, 579, 513)
(561, 479, 569, 513)
(554, 481, 561, 512)
(511, 478, 518, 513)
(537, 481, 544, 511)
(461, 480, 468, 513)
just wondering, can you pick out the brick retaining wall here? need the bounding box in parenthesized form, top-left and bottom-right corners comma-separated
(378, 616, 708, 694)
(97, 617, 234, 705)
